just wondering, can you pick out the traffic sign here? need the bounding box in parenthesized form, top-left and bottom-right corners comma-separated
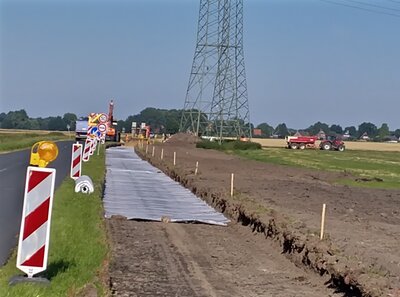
(88, 126, 101, 139)
(98, 123, 107, 133)
(99, 113, 108, 124)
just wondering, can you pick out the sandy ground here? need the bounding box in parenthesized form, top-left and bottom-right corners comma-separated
(107, 134, 400, 296)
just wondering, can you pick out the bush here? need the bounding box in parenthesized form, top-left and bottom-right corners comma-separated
(196, 139, 261, 151)
(196, 140, 222, 150)
(232, 141, 262, 150)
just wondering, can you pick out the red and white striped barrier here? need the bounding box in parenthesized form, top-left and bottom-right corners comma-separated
(83, 138, 92, 162)
(70, 142, 82, 180)
(16, 167, 56, 278)
(89, 138, 97, 155)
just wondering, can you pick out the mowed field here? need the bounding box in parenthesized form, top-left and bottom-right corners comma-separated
(246, 138, 400, 189)
(0, 128, 71, 135)
(0, 130, 70, 152)
(253, 138, 400, 151)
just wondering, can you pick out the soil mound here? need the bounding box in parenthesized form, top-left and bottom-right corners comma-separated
(164, 132, 199, 147)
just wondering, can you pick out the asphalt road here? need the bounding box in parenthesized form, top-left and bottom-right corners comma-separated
(0, 140, 73, 266)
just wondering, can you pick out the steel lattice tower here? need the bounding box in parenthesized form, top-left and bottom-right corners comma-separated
(180, 0, 251, 139)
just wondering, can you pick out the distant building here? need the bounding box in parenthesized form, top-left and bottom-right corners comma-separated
(360, 132, 370, 141)
(253, 128, 262, 136)
(343, 130, 351, 139)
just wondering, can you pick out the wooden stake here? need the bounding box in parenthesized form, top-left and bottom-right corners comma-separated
(145, 144, 148, 154)
(173, 152, 176, 166)
(152, 146, 155, 157)
(161, 148, 164, 160)
(320, 203, 326, 240)
(230, 173, 234, 197)
(195, 161, 198, 175)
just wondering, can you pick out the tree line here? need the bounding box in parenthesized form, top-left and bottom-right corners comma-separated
(0, 110, 77, 131)
(1, 108, 399, 141)
(256, 121, 400, 141)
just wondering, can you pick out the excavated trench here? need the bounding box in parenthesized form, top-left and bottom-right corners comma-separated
(136, 149, 374, 297)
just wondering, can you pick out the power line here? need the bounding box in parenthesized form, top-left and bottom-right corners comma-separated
(343, 0, 400, 12)
(385, 0, 400, 5)
(318, 0, 400, 18)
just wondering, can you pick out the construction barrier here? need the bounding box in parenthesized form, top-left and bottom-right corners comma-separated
(83, 138, 92, 162)
(16, 167, 56, 278)
(70, 142, 82, 180)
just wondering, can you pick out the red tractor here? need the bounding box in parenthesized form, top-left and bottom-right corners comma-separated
(319, 135, 345, 152)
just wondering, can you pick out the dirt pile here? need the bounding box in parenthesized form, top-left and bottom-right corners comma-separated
(164, 132, 200, 146)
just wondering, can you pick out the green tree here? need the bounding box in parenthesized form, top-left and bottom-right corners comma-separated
(256, 123, 274, 137)
(37, 117, 50, 130)
(62, 113, 77, 130)
(0, 112, 6, 125)
(358, 122, 377, 138)
(1, 110, 30, 129)
(165, 109, 182, 134)
(377, 123, 390, 140)
(48, 116, 66, 131)
(274, 123, 289, 138)
(306, 122, 330, 136)
(394, 129, 400, 138)
(329, 124, 343, 135)
(29, 119, 40, 130)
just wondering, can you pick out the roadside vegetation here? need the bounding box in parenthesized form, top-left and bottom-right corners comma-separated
(0, 132, 70, 152)
(0, 147, 109, 296)
(235, 148, 400, 189)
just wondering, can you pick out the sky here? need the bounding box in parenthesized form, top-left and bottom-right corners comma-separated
(1, 0, 399, 130)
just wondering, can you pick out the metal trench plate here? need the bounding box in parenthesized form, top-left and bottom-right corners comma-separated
(103, 147, 230, 226)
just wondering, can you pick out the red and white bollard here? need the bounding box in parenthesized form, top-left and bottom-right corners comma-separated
(16, 167, 56, 278)
(90, 138, 97, 155)
(83, 138, 92, 162)
(70, 142, 82, 180)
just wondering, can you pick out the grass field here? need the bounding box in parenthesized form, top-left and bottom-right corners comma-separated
(252, 138, 400, 152)
(236, 148, 400, 189)
(0, 147, 109, 296)
(0, 132, 70, 152)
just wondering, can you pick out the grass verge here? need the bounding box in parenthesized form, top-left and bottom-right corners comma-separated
(235, 147, 400, 189)
(0, 132, 70, 152)
(0, 147, 109, 296)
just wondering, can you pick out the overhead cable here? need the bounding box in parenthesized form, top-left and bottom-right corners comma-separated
(318, 0, 400, 18)
(343, 0, 400, 12)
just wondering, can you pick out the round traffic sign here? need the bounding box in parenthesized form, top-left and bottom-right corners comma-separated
(99, 113, 108, 123)
(98, 123, 107, 133)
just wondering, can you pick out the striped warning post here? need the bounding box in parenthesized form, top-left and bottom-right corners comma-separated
(83, 138, 92, 162)
(89, 138, 97, 156)
(16, 166, 56, 278)
(70, 142, 82, 180)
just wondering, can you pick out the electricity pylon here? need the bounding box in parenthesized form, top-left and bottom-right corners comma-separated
(180, 0, 251, 140)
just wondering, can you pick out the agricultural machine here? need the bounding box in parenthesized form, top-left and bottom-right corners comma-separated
(286, 135, 345, 152)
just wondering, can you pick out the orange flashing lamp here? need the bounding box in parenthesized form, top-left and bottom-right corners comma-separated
(30, 141, 59, 168)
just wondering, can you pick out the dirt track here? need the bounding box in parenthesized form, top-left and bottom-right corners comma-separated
(108, 134, 400, 297)
(108, 219, 340, 297)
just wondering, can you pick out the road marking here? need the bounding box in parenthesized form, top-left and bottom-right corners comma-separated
(0, 168, 7, 173)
